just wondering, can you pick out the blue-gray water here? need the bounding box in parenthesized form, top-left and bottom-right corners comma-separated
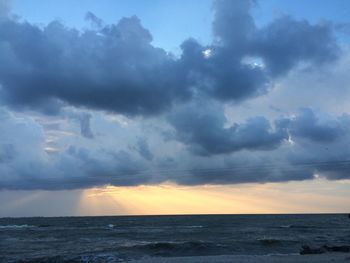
(0, 214, 349, 262)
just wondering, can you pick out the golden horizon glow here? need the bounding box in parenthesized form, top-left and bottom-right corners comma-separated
(77, 178, 350, 216)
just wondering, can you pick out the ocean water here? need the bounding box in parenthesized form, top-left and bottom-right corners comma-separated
(0, 214, 349, 262)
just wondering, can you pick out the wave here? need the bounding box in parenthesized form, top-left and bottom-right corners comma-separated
(300, 244, 350, 255)
(279, 224, 318, 229)
(122, 240, 225, 256)
(257, 237, 298, 246)
(0, 224, 36, 229)
(5, 254, 123, 263)
(257, 238, 282, 245)
(267, 253, 300, 256)
(289, 225, 311, 229)
(279, 224, 292, 228)
(37, 224, 54, 228)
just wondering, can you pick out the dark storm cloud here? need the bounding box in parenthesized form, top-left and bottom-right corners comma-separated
(68, 112, 94, 138)
(1, 106, 350, 190)
(179, 38, 268, 101)
(0, 147, 151, 190)
(0, 143, 15, 162)
(174, 160, 315, 186)
(0, 0, 339, 115)
(279, 109, 350, 181)
(79, 113, 94, 138)
(0, 108, 152, 190)
(212, 0, 255, 49)
(0, 106, 157, 190)
(134, 138, 154, 161)
(254, 16, 339, 76)
(176, 0, 338, 102)
(164, 108, 350, 185)
(168, 103, 288, 156)
(0, 16, 190, 116)
(0, 0, 347, 190)
(284, 108, 348, 142)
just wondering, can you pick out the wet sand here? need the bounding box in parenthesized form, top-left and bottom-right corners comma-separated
(129, 253, 350, 262)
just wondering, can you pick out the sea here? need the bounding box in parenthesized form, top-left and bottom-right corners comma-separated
(0, 214, 349, 262)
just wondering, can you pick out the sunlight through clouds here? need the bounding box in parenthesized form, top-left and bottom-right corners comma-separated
(77, 179, 350, 216)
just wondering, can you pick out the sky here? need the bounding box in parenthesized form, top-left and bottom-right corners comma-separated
(1, 0, 350, 216)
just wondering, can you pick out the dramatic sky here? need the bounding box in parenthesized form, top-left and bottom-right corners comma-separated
(1, 0, 350, 216)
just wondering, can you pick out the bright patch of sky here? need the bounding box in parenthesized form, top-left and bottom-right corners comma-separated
(11, 0, 213, 54)
(12, 0, 350, 53)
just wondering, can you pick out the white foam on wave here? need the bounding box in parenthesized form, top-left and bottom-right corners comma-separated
(267, 253, 300, 256)
(0, 224, 36, 229)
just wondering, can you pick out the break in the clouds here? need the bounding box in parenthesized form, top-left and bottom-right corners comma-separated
(0, 0, 349, 190)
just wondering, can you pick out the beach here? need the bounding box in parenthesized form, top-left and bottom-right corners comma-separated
(130, 253, 350, 263)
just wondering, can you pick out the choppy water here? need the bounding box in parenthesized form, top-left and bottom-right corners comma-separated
(0, 214, 349, 262)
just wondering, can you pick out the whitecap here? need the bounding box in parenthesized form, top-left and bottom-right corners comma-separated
(0, 224, 35, 229)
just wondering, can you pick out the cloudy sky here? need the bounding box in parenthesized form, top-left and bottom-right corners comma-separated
(1, 0, 350, 216)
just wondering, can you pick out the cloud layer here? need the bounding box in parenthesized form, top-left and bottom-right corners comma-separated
(0, 0, 338, 115)
(0, 0, 349, 190)
(168, 103, 287, 156)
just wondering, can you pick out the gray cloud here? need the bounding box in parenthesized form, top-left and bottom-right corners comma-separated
(212, 0, 256, 50)
(179, 38, 268, 102)
(163, 107, 350, 185)
(85, 11, 103, 28)
(177, 0, 338, 103)
(0, 16, 190, 116)
(68, 112, 94, 138)
(0, 108, 153, 190)
(0, 0, 347, 190)
(134, 138, 154, 161)
(79, 113, 94, 138)
(0, 0, 339, 115)
(254, 16, 339, 76)
(173, 159, 314, 186)
(1, 106, 350, 190)
(0, 148, 150, 190)
(284, 108, 349, 142)
(168, 103, 288, 156)
(0, 143, 15, 163)
(0, 0, 10, 18)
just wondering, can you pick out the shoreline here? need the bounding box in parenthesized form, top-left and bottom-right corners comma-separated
(128, 253, 350, 263)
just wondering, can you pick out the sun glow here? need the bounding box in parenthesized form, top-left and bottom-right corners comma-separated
(1, 179, 349, 217)
(202, 49, 212, 58)
(77, 179, 350, 216)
